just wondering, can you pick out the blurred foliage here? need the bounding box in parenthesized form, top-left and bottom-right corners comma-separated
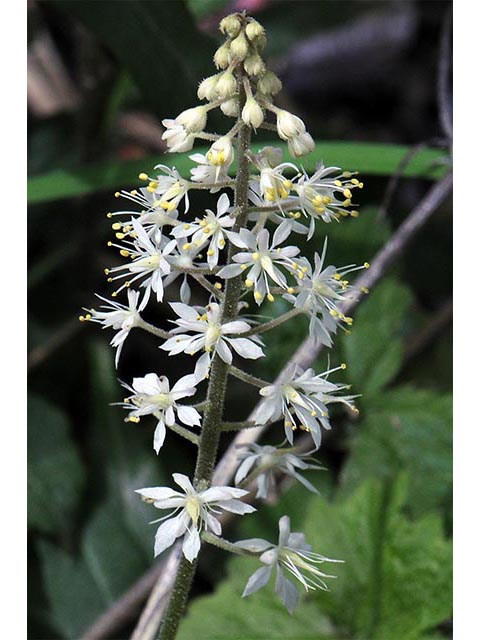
(28, 0, 452, 638)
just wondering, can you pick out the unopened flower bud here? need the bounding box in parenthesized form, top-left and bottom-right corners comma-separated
(206, 136, 234, 167)
(257, 71, 282, 96)
(176, 106, 207, 133)
(288, 131, 315, 157)
(276, 110, 306, 140)
(197, 75, 220, 101)
(214, 42, 231, 69)
(230, 31, 249, 61)
(219, 13, 242, 37)
(242, 96, 264, 129)
(215, 70, 237, 98)
(220, 98, 240, 117)
(245, 19, 265, 42)
(244, 53, 265, 77)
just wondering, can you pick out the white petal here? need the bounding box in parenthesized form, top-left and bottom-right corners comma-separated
(154, 511, 188, 557)
(153, 420, 166, 454)
(228, 338, 265, 360)
(242, 566, 273, 597)
(172, 473, 195, 494)
(176, 405, 201, 426)
(182, 526, 201, 562)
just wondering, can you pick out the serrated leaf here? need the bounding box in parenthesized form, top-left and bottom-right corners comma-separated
(340, 387, 452, 519)
(341, 277, 414, 396)
(303, 479, 452, 639)
(28, 395, 85, 534)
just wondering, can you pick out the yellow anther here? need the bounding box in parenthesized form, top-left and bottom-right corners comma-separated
(148, 180, 158, 189)
(214, 282, 222, 290)
(343, 171, 352, 178)
(245, 279, 254, 288)
(160, 201, 170, 210)
(107, 241, 113, 247)
(343, 198, 351, 207)
(361, 287, 369, 294)
(167, 201, 176, 211)
(342, 280, 349, 286)
(297, 272, 305, 280)
(219, 239, 225, 248)
(343, 188, 352, 199)
(351, 178, 359, 185)
(254, 291, 263, 301)
(294, 212, 302, 219)
(115, 232, 125, 240)
(111, 292, 118, 297)
(283, 179, 293, 189)
(112, 222, 122, 230)
(125, 281, 131, 288)
(203, 226, 211, 234)
(350, 211, 359, 218)
(252, 252, 259, 260)
(114, 192, 120, 198)
(146, 185, 156, 193)
(107, 278, 113, 283)
(130, 190, 138, 195)
(287, 287, 295, 294)
(184, 224, 191, 230)
(345, 329, 352, 336)
(138, 172, 149, 181)
(334, 180, 342, 187)
(363, 262, 370, 269)
(207, 249, 215, 256)
(341, 363, 347, 369)
(288, 211, 295, 218)
(285, 420, 292, 428)
(240, 264, 247, 270)
(358, 182, 364, 188)
(79, 315, 85, 322)
(344, 317, 353, 326)
(330, 309, 339, 317)
(311, 410, 317, 417)
(120, 249, 130, 257)
(129, 416, 140, 423)
(200, 219, 207, 227)
(333, 273, 341, 280)
(104, 268, 110, 275)
(267, 293, 275, 302)
(106, 212, 113, 218)
(301, 266, 308, 273)
(279, 187, 289, 199)
(291, 262, 298, 269)
(183, 243, 192, 251)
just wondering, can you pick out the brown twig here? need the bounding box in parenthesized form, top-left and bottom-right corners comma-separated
(79, 171, 452, 640)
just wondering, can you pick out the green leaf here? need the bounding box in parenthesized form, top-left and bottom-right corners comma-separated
(178, 556, 337, 640)
(28, 142, 448, 205)
(341, 277, 414, 396)
(340, 387, 452, 519)
(53, 0, 214, 116)
(28, 395, 85, 535)
(303, 478, 452, 639)
(37, 541, 105, 639)
(38, 499, 151, 638)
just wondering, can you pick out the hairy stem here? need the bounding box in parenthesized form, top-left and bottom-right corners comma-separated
(158, 75, 251, 640)
(238, 307, 303, 337)
(228, 365, 269, 388)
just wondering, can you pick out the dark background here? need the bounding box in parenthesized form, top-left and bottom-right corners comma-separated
(28, 1, 452, 638)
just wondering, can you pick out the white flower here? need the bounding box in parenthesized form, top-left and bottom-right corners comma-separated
(218, 222, 299, 305)
(106, 220, 176, 301)
(234, 443, 323, 499)
(139, 165, 190, 213)
(276, 110, 306, 140)
(197, 74, 221, 101)
(136, 474, 255, 562)
(171, 193, 235, 268)
(175, 106, 208, 133)
(206, 136, 235, 178)
(160, 302, 265, 381)
(81, 289, 148, 368)
(236, 515, 342, 613)
(285, 239, 366, 345)
(108, 187, 180, 239)
(215, 70, 237, 98)
(292, 165, 363, 236)
(254, 363, 357, 449)
(287, 132, 315, 158)
(189, 153, 232, 191)
(162, 118, 196, 153)
(162, 239, 203, 304)
(121, 373, 201, 453)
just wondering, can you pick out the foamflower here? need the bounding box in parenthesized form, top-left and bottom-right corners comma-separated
(234, 443, 323, 499)
(137, 474, 255, 562)
(161, 302, 265, 381)
(236, 515, 342, 613)
(80, 289, 148, 368)
(254, 363, 357, 449)
(121, 373, 201, 453)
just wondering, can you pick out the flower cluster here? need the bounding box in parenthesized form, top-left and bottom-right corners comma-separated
(82, 11, 367, 615)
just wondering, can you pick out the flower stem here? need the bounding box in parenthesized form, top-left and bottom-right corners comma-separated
(202, 531, 254, 556)
(238, 307, 303, 337)
(228, 365, 269, 388)
(158, 73, 252, 640)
